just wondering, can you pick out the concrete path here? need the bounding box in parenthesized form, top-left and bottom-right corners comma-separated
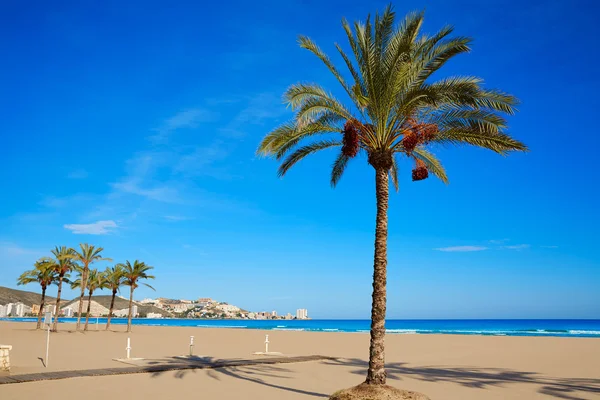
(0, 355, 334, 385)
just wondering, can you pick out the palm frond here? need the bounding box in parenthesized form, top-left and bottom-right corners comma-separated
(278, 140, 341, 177)
(411, 148, 449, 184)
(331, 152, 350, 187)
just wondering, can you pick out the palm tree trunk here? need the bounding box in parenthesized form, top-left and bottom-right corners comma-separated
(84, 290, 93, 331)
(36, 286, 46, 330)
(127, 286, 134, 333)
(52, 274, 65, 332)
(106, 289, 117, 330)
(76, 266, 88, 331)
(365, 167, 389, 385)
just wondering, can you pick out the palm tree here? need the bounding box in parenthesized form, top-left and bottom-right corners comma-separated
(121, 260, 155, 332)
(45, 246, 76, 332)
(72, 244, 111, 331)
(258, 7, 526, 387)
(104, 264, 125, 331)
(71, 267, 108, 331)
(16, 259, 57, 329)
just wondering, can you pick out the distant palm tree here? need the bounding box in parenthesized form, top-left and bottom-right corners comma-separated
(72, 244, 111, 331)
(104, 264, 125, 331)
(45, 246, 76, 332)
(121, 260, 155, 332)
(71, 267, 108, 331)
(258, 7, 527, 386)
(16, 259, 57, 329)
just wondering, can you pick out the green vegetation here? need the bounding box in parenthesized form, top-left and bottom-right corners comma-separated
(104, 264, 126, 331)
(17, 259, 58, 329)
(120, 260, 155, 333)
(258, 5, 526, 390)
(72, 244, 111, 331)
(15, 245, 156, 333)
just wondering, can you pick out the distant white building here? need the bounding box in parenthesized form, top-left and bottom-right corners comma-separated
(296, 309, 308, 319)
(139, 298, 156, 304)
(216, 304, 240, 313)
(132, 305, 139, 317)
(63, 308, 74, 317)
(146, 312, 163, 319)
(271, 310, 278, 317)
(6, 303, 14, 316)
(15, 303, 26, 317)
(0, 305, 7, 318)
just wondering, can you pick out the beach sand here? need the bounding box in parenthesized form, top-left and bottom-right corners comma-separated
(0, 321, 598, 399)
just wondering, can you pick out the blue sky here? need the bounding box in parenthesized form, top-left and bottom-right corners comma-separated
(1, 0, 598, 319)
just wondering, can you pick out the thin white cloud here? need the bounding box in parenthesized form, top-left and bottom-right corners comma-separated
(488, 239, 509, 244)
(112, 178, 181, 203)
(502, 244, 530, 250)
(219, 93, 288, 137)
(0, 242, 45, 257)
(64, 220, 118, 235)
(164, 215, 191, 221)
(67, 169, 88, 179)
(149, 108, 216, 143)
(435, 246, 488, 252)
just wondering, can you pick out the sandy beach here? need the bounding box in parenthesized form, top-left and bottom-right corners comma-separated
(0, 321, 599, 399)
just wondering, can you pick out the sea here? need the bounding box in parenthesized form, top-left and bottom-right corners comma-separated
(2, 318, 599, 338)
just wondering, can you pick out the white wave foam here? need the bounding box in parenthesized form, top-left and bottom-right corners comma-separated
(273, 328, 305, 331)
(196, 325, 247, 328)
(568, 330, 600, 335)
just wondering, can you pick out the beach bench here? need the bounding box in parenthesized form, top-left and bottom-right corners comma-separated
(0, 345, 12, 371)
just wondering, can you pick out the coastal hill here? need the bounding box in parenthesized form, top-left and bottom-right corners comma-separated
(0, 285, 60, 306)
(62, 296, 171, 317)
(0, 286, 170, 318)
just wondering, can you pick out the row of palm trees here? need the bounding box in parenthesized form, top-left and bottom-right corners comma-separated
(17, 244, 155, 333)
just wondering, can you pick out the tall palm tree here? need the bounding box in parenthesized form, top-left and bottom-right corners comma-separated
(258, 7, 526, 386)
(45, 246, 76, 332)
(121, 260, 155, 333)
(16, 259, 57, 329)
(71, 267, 108, 331)
(72, 244, 111, 331)
(104, 264, 125, 331)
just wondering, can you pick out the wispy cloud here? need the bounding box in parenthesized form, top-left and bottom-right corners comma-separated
(149, 108, 216, 144)
(502, 244, 531, 250)
(435, 246, 488, 252)
(0, 242, 45, 257)
(64, 220, 118, 235)
(219, 92, 288, 137)
(112, 178, 182, 203)
(164, 215, 192, 221)
(67, 169, 88, 179)
(488, 239, 509, 245)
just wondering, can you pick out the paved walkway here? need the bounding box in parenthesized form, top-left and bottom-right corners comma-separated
(0, 355, 334, 385)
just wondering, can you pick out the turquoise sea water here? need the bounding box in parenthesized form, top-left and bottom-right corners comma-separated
(2, 318, 599, 337)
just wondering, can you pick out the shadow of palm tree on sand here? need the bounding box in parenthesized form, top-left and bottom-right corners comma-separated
(322, 358, 600, 400)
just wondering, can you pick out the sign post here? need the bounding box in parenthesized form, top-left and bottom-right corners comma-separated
(43, 312, 52, 368)
(126, 337, 131, 359)
(189, 336, 194, 356)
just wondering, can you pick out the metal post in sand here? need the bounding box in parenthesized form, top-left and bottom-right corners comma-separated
(189, 336, 194, 356)
(126, 337, 131, 359)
